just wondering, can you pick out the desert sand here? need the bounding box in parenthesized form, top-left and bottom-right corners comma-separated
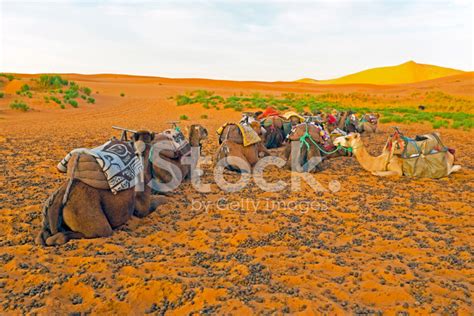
(0, 74, 473, 314)
(297, 61, 466, 85)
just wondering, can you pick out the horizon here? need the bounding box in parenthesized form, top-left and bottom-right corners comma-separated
(1, 0, 473, 81)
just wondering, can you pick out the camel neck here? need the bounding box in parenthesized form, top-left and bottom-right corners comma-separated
(352, 141, 389, 172)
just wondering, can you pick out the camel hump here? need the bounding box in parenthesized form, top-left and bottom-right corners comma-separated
(67, 153, 109, 190)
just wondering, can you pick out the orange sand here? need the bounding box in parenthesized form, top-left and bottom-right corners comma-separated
(298, 61, 466, 85)
(0, 74, 473, 314)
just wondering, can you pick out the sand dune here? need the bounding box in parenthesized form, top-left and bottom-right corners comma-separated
(298, 61, 466, 85)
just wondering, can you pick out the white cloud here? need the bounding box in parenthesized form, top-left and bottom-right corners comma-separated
(1, 0, 472, 80)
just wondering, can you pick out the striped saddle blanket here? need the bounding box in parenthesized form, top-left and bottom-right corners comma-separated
(57, 140, 143, 194)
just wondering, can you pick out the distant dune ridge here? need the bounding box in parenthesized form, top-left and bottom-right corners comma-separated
(297, 61, 466, 85)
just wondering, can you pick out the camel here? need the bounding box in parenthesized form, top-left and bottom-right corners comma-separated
(261, 116, 286, 148)
(216, 122, 269, 173)
(337, 111, 361, 133)
(333, 132, 461, 177)
(151, 124, 208, 187)
(36, 131, 160, 246)
(359, 113, 380, 134)
(282, 123, 345, 172)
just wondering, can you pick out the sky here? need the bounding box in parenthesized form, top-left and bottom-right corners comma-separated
(0, 0, 472, 81)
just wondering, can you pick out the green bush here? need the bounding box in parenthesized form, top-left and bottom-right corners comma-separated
(0, 92, 4, 98)
(81, 87, 92, 96)
(200, 114, 208, 119)
(81, 95, 87, 100)
(432, 120, 449, 129)
(120, 92, 125, 97)
(10, 100, 30, 111)
(0, 73, 16, 81)
(68, 99, 78, 108)
(20, 84, 30, 92)
(179, 114, 189, 120)
(87, 97, 95, 104)
(39, 75, 68, 89)
(50, 96, 62, 104)
(60, 104, 65, 109)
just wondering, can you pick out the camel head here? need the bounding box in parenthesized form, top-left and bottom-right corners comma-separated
(365, 113, 380, 125)
(385, 130, 406, 155)
(188, 124, 208, 147)
(333, 133, 362, 151)
(133, 130, 155, 155)
(346, 112, 361, 133)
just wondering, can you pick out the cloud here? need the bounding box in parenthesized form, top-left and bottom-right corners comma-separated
(1, 0, 472, 80)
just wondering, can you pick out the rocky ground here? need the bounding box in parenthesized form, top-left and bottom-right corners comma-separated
(0, 75, 472, 314)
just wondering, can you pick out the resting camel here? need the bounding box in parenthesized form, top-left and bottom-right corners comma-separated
(216, 122, 269, 173)
(284, 123, 349, 172)
(261, 116, 285, 148)
(359, 113, 380, 134)
(152, 124, 208, 187)
(337, 111, 361, 133)
(36, 131, 160, 246)
(333, 133, 461, 177)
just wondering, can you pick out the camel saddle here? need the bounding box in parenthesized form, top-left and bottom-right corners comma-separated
(400, 132, 450, 178)
(216, 123, 261, 147)
(57, 140, 143, 194)
(154, 129, 191, 159)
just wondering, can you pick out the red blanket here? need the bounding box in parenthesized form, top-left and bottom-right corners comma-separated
(257, 107, 280, 119)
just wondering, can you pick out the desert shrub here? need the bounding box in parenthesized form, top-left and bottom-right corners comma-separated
(81, 86, 92, 96)
(179, 114, 189, 120)
(200, 114, 208, 119)
(20, 84, 30, 92)
(50, 96, 62, 104)
(120, 92, 125, 97)
(0, 92, 4, 98)
(60, 104, 65, 109)
(432, 120, 449, 129)
(64, 86, 79, 99)
(10, 100, 29, 111)
(0, 73, 16, 81)
(39, 75, 68, 89)
(44, 96, 49, 103)
(80, 95, 87, 100)
(87, 97, 95, 104)
(176, 95, 193, 106)
(68, 99, 78, 108)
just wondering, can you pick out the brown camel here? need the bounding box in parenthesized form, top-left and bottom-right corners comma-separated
(216, 122, 269, 173)
(151, 124, 208, 186)
(359, 113, 380, 134)
(283, 123, 325, 172)
(261, 116, 285, 148)
(333, 132, 461, 177)
(36, 131, 160, 246)
(337, 111, 361, 133)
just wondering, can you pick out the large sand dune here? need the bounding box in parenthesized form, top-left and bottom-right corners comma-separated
(0, 74, 473, 314)
(297, 61, 466, 85)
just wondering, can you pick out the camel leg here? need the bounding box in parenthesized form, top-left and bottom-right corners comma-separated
(446, 152, 462, 175)
(218, 142, 252, 173)
(371, 170, 402, 177)
(61, 183, 113, 239)
(46, 231, 86, 246)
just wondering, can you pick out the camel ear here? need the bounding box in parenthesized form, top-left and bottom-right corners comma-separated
(354, 133, 360, 139)
(151, 132, 155, 141)
(375, 113, 380, 118)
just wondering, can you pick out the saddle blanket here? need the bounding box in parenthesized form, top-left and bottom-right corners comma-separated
(155, 129, 191, 157)
(217, 123, 261, 147)
(282, 111, 305, 123)
(57, 140, 143, 194)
